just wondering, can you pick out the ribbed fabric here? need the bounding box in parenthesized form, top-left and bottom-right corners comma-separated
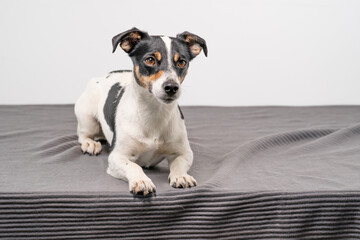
(1, 105, 360, 239)
(1, 191, 360, 240)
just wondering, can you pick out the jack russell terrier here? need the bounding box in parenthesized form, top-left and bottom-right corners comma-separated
(75, 27, 207, 196)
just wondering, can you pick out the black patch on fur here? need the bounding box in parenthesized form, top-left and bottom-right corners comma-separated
(110, 132, 117, 150)
(103, 83, 125, 149)
(109, 69, 132, 74)
(178, 105, 184, 120)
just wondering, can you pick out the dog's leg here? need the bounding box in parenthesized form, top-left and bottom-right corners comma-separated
(168, 152, 197, 188)
(76, 118, 102, 156)
(107, 151, 156, 196)
(74, 88, 103, 156)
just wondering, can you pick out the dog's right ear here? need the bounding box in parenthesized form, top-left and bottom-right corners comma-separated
(112, 27, 150, 53)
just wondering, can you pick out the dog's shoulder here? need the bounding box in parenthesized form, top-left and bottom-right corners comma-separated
(100, 70, 133, 132)
(103, 70, 133, 87)
(86, 70, 132, 96)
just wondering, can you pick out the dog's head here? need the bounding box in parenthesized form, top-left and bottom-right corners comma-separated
(112, 27, 207, 104)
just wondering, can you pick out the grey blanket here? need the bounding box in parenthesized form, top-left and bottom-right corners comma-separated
(0, 105, 360, 239)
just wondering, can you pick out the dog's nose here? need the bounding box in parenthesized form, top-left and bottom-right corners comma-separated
(163, 81, 179, 96)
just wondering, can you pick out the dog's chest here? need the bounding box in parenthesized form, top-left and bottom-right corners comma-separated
(131, 136, 169, 167)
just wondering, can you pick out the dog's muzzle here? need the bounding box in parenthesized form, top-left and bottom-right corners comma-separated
(161, 80, 179, 103)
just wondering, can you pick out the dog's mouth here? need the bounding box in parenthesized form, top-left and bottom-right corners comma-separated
(161, 97, 176, 104)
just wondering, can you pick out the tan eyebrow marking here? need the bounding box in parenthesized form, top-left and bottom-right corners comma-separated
(154, 51, 162, 61)
(174, 53, 180, 62)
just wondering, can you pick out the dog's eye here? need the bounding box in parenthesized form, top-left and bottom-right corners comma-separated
(177, 60, 186, 68)
(145, 57, 156, 66)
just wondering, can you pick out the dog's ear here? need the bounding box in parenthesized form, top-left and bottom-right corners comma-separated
(176, 31, 208, 59)
(112, 27, 150, 53)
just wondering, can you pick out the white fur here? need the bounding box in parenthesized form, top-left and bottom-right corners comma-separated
(75, 43, 195, 195)
(161, 36, 173, 67)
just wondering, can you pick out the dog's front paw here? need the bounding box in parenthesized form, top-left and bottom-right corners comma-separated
(169, 174, 197, 188)
(129, 177, 156, 196)
(81, 138, 102, 156)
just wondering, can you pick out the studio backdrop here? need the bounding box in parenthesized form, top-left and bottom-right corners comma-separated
(0, 0, 359, 106)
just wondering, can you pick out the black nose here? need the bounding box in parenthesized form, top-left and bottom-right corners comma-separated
(163, 81, 179, 96)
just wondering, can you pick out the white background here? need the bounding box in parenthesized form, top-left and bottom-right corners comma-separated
(0, 0, 359, 106)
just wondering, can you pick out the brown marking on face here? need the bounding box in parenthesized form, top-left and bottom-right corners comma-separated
(174, 53, 180, 62)
(154, 51, 162, 61)
(135, 65, 164, 90)
(148, 71, 164, 81)
(177, 69, 188, 83)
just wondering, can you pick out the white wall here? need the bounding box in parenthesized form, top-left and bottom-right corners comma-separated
(0, 0, 359, 106)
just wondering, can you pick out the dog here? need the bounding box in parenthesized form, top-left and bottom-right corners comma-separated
(74, 27, 207, 196)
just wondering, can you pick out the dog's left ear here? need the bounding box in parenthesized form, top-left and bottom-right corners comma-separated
(112, 27, 150, 53)
(176, 31, 208, 59)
